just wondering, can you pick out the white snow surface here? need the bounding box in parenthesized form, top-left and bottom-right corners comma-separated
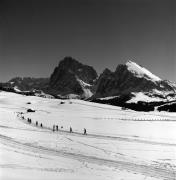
(14, 86, 21, 92)
(127, 92, 163, 103)
(126, 61, 161, 81)
(76, 78, 93, 98)
(98, 96, 119, 100)
(128, 91, 176, 103)
(34, 91, 54, 99)
(1, 91, 176, 180)
(77, 78, 92, 87)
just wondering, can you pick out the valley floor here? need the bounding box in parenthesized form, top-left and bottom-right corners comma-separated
(0, 91, 176, 180)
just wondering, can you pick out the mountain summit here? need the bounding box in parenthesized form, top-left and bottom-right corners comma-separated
(49, 57, 98, 98)
(1, 58, 176, 111)
(94, 60, 175, 99)
(126, 60, 161, 82)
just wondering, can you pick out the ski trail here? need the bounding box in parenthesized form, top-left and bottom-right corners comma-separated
(16, 113, 176, 147)
(65, 136, 124, 156)
(0, 164, 73, 173)
(0, 133, 175, 180)
(0, 125, 48, 133)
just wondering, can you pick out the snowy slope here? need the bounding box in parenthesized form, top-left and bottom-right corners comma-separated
(1, 91, 176, 180)
(93, 60, 174, 102)
(76, 77, 93, 98)
(127, 90, 176, 104)
(98, 96, 119, 100)
(127, 92, 163, 103)
(126, 60, 161, 81)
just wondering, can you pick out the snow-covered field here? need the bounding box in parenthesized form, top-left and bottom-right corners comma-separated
(0, 91, 176, 180)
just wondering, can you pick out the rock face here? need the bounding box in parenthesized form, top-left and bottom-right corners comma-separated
(1, 57, 176, 111)
(94, 61, 176, 99)
(0, 57, 98, 99)
(157, 102, 176, 112)
(6, 77, 49, 92)
(91, 60, 176, 112)
(48, 57, 98, 98)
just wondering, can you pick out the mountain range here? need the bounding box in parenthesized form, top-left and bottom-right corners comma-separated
(1, 57, 176, 112)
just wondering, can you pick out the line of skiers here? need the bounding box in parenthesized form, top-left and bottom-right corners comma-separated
(52, 125, 87, 135)
(35, 121, 43, 128)
(27, 118, 32, 123)
(19, 114, 87, 135)
(69, 126, 86, 135)
(27, 118, 42, 128)
(52, 125, 59, 131)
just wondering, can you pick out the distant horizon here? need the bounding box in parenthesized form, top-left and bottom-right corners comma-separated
(1, 0, 176, 82)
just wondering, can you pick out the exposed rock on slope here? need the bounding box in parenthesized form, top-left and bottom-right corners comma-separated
(49, 57, 98, 98)
(94, 60, 176, 99)
(1, 58, 176, 111)
(157, 101, 176, 112)
(91, 60, 176, 111)
(5, 77, 49, 92)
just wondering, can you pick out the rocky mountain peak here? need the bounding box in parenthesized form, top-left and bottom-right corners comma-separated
(94, 61, 175, 99)
(101, 68, 113, 76)
(1, 57, 176, 106)
(50, 57, 97, 85)
(6, 77, 49, 91)
(58, 56, 83, 71)
(125, 60, 161, 82)
(49, 57, 98, 98)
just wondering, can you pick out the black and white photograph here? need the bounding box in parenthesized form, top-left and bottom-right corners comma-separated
(0, 0, 176, 179)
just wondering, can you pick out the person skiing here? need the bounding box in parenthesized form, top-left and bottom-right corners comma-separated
(28, 118, 31, 123)
(70, 127, 72, 133)
(36, 121, 38, 126)
(53, 125, 55, 132)
(40, 123, 43, 128)
(56, 125, 58, 131)
(84, 128, 87, 135)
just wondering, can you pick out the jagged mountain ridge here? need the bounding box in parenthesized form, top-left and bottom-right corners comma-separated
(91, 60, 176, 111)
(8, 77, 49, 91)
(93, 60, 176, 99)
(0, 57, 98, 99)
(48, 57, 98, 98)
(1, 57, 176, 110)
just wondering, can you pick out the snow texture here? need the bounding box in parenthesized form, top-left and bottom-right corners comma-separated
(0, 91, 176, 180)
(126, 61, 161, 81)
(76, 78, 93, 98)
(127, 92, 163, 103)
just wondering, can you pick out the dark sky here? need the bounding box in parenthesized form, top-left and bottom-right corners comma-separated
(0, 0, 176, 82)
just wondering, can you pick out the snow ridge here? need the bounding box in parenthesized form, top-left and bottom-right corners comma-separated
(126, 60, 161, 82)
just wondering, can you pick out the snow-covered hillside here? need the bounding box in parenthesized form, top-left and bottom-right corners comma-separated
(127, 92, 163, 103)
(1, 91, 176, 180)
(126, 61, 161, 82)
(93, 60, 176, 104)
(76, 77, 93, 98)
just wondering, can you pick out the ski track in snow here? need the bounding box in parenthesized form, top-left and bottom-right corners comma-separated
(14, 114, 176, 148)
(0, 163, 73, 173)
(1, 92, 176, 179)
(0, 133, 175, 180)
